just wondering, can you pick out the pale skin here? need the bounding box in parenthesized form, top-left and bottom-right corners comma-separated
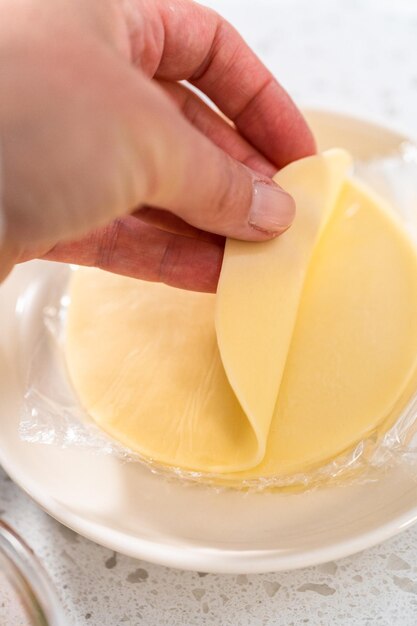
(0, 0, 316, 291)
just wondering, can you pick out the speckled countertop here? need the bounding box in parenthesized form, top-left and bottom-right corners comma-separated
(1, 1, 417, 624)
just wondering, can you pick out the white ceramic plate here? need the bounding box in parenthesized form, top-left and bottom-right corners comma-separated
(1, 111, 417, 574)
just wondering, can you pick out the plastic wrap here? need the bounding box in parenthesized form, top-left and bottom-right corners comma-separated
(19, 143, 417, 491)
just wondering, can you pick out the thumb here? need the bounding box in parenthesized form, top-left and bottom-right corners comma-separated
(1, 51, 295, 272)
(129, 77, 296, 241)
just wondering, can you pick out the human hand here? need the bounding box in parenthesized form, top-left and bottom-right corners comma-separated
(0, 0, 315, 291)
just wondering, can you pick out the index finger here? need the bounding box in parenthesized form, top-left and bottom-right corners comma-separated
(144, 0, 316, 167)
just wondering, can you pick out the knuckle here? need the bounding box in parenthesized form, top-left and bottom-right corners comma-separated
(93, 219, 123, 269)
(158, 235, 178, 285)
(209, 157, 242, 228)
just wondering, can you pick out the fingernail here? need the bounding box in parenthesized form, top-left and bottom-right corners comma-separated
(249, 181, 295, 233)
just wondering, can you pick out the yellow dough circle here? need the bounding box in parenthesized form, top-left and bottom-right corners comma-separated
(65, 150, 417, 483)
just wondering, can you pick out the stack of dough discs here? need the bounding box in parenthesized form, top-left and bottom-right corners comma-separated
(65, 150, 417, 484)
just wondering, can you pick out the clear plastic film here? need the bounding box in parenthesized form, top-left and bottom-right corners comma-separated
(19, 143, 417, 492)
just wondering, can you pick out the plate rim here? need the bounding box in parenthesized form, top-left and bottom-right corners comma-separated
(1, 445, 417, 573)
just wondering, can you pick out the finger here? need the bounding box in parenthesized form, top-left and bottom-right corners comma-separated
(127, 0, 316, 167)
(134, 207, 224, 244)
(158, 80, 276, 177)
(5, 46, 294, 258)
(39, 216, 224, 293)
(124, 72, 296, 241)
